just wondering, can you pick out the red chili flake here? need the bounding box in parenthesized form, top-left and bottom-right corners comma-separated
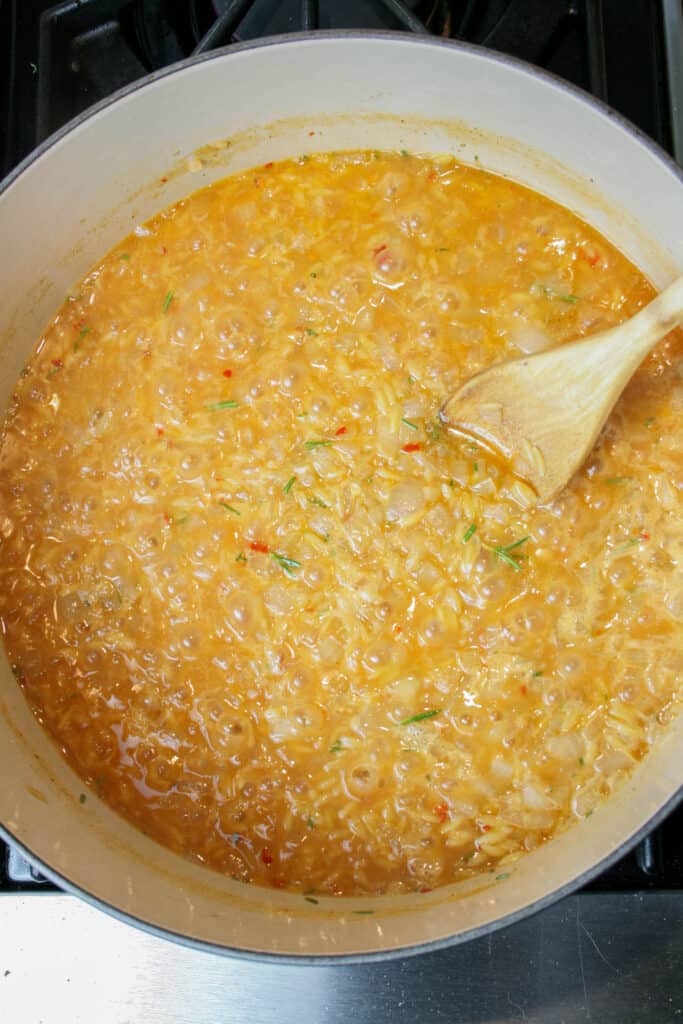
(402, 442, 422, 453)
(264, 162, 273, 169)
(51, 359, 63, 368)
(223, 369, 233, 378)
(481, 824, 492, 833)
(163, 512, 171, 524)
(273, 878, 286, 888)
(160, 176, 168, 183)
(393, 624, 402, 636)
(419, 886, 432, 894)
(160, 246, 167, 255)
(249, 541, 270, 554)
(434, 803, 449, 823)
(427, 170, 438, 183)
(373, 243, 388, 257)
(156, 427, 164, 437)
(335, 425, 347, 436)
(261, 847, 273, 866)
(640, 530, 650, 541)
(579, 245, 600, 267)
(520, 684, 528, 696)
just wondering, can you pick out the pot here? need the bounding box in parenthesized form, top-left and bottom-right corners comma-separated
(0, 32, 681, 964)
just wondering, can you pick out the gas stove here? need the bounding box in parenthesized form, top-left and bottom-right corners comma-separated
(1, 3, 682, 1022)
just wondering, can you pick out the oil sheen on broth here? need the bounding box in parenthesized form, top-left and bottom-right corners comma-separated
(1, 152, 681, 898)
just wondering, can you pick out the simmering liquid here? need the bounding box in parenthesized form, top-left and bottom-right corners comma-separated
(1, 152, 681, 897)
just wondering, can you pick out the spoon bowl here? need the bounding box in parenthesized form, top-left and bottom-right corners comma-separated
(441, 276, 683, 505)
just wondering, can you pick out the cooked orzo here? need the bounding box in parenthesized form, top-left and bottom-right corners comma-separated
(1, 151, 681, 896)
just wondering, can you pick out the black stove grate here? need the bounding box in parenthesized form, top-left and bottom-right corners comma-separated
(1, 0, 681, 894)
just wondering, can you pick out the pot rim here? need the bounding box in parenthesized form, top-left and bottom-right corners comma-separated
(1, 29, 682, 965)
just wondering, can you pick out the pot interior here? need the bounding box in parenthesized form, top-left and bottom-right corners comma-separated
(0, 34, 681, 961)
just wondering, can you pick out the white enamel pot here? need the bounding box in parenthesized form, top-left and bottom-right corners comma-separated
(0, 32, 682, 963)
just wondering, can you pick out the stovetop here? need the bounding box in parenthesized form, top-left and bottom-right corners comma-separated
(1, 2, 682, 1021)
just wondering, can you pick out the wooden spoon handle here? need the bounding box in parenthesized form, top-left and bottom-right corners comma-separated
(606, 274, 683, 363)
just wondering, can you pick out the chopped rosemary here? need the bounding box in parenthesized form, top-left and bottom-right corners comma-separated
(305, 328, 318, 336)
(119, 252, 130, 260)
(463, 523, 477, 543)
(308, 495, 328, 508)
(532, 670, 543, 677)
(271, 552, 302, 577)
(304, 895, 319, 904)
(399, 709, 441, 726)
(485, 535, 530, 571)
(304, 439, 334, 450)
(401, 417, 418, 430)
(162, 290, 173, 312)
(306, 817, 315, 830)
(235, 551, 247, 563)
(206, 399, 239, 411)
(352, 910, 375, 915)
(329, 741, 343, 753)
(219, 502, 240, 516)
(283, 475, 296, 494)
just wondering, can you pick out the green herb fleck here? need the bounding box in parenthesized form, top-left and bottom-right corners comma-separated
(119, 252, 130, 261)
(473, 462, 479, 473)
(496, 873, 511, 881)
(283, 475, 296, 494)
(304, 895, 319, 904)
(305, 328, 318, 336)
(645, 417, 655, 428)
(46, 365, 61, 379)
(586, 809, 594, 817)
(532, 670, 543, 678)
(579, 757, 585, 766)
(605, 477, 631, 485)
(79, 327, 92, 339)
(437, 247, 450, 252)
(219, 502, 240, 516)
(272, 552, 302, 577)
(162, 290, 173, 312)
(235, 551, 247, 563)
(306, 817, 315, 830)
(79, 793, 87, 805)
(206, 399, 239, 411)
(399, 709, 441, 726)
(401, 417, 418, 430)
(171, 513, 188, 525)
(19, 367, 30, 378)
(487, 535, 530, 571)
(309, 495, 328, 508)
(305, 439, 334, 450)
(463, 523, 477, 543)
(310, 272, 317, 278)
(352, 910, 375, 916)
(400, 149, 409, 157)
(329, 741, 343, 753)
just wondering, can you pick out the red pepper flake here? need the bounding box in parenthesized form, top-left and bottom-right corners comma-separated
(419, 886, 432, 893)
(520, 684, 528, 696)
(249, 541, 270, 554)
(163, 512, 171, 524)
(640, 530, 650, 541)
(401, 442, 422, 453)
(160, 176, 168, 183)
(51, 359, 63, 368)
(393, 624, 402, 636)
(223, 369, 233, 378)
(427, 170, 438, 183)
(579, 245, 600, 267)
(264, 162, 273, 169)
(335, 425, 347, 436)
(481, 824, 492, 833)
(160, 246, 167, 255)
(261, 847, 273, 866)
(373, 243, 388, 257)
(434, 803, 449, 823)
(156, 427, 164, 437)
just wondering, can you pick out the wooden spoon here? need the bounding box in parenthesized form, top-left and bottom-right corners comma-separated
(441, 276, 683, 505)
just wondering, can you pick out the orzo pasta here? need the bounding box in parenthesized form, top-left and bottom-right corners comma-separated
(1, 151, 681, 896)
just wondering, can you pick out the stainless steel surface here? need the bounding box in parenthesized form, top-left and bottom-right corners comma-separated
(663, 0, 683, 164)
(1, 891, 682, 1023)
